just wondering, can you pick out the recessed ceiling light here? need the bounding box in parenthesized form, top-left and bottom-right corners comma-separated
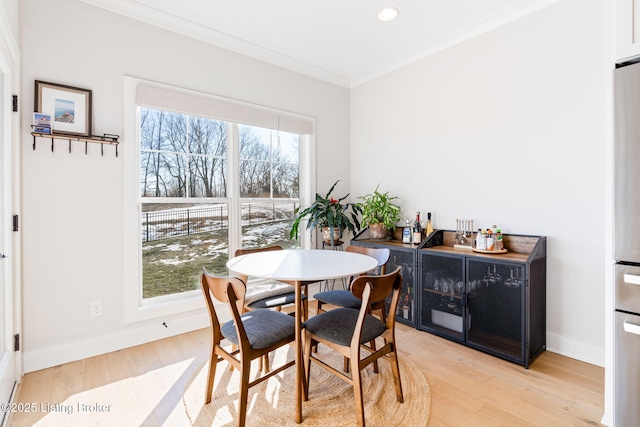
(377, 7, 399, 22)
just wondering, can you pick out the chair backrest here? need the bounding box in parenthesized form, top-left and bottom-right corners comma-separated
(349, 266, 403, 322)
(233, 245, 283, 284)
(201, 267, 247, 331)
(349, 266, 403, 347)
(345, 245, 390, 275)
(234, 245, 283, 257)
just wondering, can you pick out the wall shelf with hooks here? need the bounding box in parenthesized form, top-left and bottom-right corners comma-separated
(31, 132, 120, 157)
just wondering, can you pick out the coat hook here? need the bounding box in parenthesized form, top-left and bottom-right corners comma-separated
(85, 142, 88, 155)
(32, 135, 36, 150)
(51, 138, 54, 152)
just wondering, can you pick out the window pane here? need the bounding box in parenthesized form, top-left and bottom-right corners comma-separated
(189, 156, 227, 197)
(272, 162, 299, 198)
(239, 160, 271, 197)
(140, 107, 186, 152)
(141, 203, 229, 299)
(240, 201, 301, 249)
(239, 125, 300, 198)
(239, 124, 270, 161)
(273, 131, 299, 166)
(140, 151, 187, 197)
(188, 115, 227, 156)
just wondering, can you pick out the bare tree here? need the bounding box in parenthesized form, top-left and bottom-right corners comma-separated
(141, 111, 300, 199)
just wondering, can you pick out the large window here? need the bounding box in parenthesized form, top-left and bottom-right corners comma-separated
(128, 82, 313, 309)
(140, 108, 228, 299)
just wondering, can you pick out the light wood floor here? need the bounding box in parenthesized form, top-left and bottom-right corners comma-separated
(8, 304, 604, 427)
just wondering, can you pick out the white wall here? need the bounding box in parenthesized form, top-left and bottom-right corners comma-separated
(351, 0, 607, 365)
(19, 0, 350, 372)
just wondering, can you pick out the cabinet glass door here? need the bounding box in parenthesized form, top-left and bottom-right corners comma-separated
(419, 252, 465, 341)
(386, 249, 416, 325)
(466, 260, 525, 361)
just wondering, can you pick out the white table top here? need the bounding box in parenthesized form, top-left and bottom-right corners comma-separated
(226, 249, 379, 282)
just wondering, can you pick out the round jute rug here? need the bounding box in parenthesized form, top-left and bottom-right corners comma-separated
(182, 345, 430, 426)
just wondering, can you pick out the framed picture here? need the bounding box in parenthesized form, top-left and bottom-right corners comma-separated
(32, 112, 51, 134)
(34, 80, 92, 137)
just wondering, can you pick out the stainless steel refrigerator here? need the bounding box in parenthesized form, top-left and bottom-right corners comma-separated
(614, 60, 640, 427)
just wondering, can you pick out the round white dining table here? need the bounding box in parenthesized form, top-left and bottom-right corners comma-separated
(226, 249, 378, 423)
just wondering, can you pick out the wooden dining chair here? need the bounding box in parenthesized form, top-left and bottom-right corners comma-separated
(313, 245, 390, 372)
(200, 268, 296, 427)
(234, 245, 309, 321)
(303, 267, 404, 427)
(314, 245, 390, 318)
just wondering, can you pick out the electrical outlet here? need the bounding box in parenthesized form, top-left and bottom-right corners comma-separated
(90, 301, 102, 317)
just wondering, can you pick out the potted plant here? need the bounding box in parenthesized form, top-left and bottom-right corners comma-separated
(357, 185, 402, 240)
(289, 180, 362, 245)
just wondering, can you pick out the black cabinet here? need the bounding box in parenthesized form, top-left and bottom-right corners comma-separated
(418, 231, 546, 368)
(351, 229, 418, 326)
(420, 252, 466, 342)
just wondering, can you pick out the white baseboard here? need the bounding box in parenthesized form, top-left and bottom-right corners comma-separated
(546, 332, 605, 367)
(23, 311, 210, 374)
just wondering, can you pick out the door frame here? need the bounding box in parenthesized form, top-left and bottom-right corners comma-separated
(0, 4, 22, 419)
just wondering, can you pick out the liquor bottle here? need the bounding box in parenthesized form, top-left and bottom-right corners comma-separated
(413, 212, 422, 245)
(402, 219, 412, 244)
(426, 212, 434, 236)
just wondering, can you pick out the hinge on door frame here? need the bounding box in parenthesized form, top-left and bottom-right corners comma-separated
(12, 95, 17, 112)
(13, 334, 19, 352)
(12, 215, 18, 232)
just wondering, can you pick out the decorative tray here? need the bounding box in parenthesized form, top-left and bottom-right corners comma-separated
(472, 248, 508, 254)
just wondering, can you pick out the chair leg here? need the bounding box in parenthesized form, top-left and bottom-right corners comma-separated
(303, 333, 313, 400)
(230, 344, 237, 371)
(370, 339, 379, 374)
(238, 357, 252, 427)
(263, 353, 271, 373)
(389, 347, 404, 403)
(350, 355, 366, 427)
(204, 348, 219, 404)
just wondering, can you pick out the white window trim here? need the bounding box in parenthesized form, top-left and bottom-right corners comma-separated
(123, 76, 315, 323)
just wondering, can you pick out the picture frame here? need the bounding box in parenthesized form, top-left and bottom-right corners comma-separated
(34, 80, 92, 137)
(32, 112, 52, 134)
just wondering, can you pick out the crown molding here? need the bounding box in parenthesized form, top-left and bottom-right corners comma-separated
(78, 0, 351, 87)
(80, 0, 560, 89)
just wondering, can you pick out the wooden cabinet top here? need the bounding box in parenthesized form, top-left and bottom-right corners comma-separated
(421, 230, 546, 263)
(352, 228, 546, 263)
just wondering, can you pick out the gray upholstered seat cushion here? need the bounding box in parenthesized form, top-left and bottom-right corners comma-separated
(245, 282, 296, 305)
(303, 307, 386, 347)
(248, 292, 308, 309)
(313, 290, 361, 309)
(221, 309, 295, 350)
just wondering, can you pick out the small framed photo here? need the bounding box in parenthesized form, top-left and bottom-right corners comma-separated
(32, 112, 52, 134)
(34, 80, 92, 137)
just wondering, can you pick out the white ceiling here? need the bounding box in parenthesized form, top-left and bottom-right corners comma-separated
(79, 0, 558, 88)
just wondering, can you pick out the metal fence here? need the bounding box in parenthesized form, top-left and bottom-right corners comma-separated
(142, 201, 299, 243)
